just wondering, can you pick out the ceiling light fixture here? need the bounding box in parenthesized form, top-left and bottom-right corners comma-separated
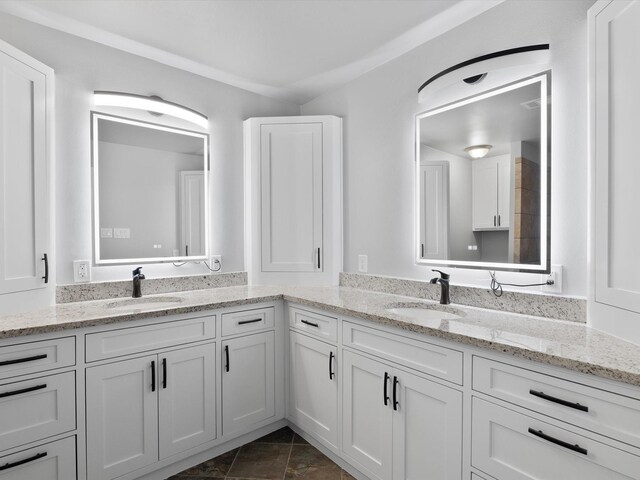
(464, 144, 492, 159)
(93, 91, 208, 129)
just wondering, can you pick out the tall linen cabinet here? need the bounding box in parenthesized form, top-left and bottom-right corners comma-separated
(244, 116, 342, 285)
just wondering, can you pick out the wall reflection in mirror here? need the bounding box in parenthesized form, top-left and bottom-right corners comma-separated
(92, 113, 209, 264)
(416, 74, 549, 271)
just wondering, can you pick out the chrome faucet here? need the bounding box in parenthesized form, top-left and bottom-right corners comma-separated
(429, 269, 450, 305)
(132, 267, 145, 298)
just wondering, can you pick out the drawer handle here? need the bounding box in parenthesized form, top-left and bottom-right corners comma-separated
(393, 376, 399, 411)
(301, 319, 319, 328)
(529, 390, 589, 412)
(238, 318, 263, 325)
(383, 372, 390, 406)
(162, 358, 167, 389)
(0, 383, 47, 399)
(151, 360, 156, 392)
(0, 452, 47, 471)
(329, 351, 335, 380)
(0, 353, 48, 367)
(528, 428, 588, 455)
(225, 345, 230, 372)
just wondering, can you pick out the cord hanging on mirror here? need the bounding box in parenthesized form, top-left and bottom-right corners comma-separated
(489, 271, 554, 297)
(171, 258, 222, 272)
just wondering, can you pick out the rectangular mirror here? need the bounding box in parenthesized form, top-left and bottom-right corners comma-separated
(416, 73, 549, 272)
(92, 113, 209, 265)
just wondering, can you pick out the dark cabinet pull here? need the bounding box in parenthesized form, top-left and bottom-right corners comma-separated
(151, 360, 156, 392)
(393, 376, 399, 411)
(493, 215, 496, 227)
(498, 215, 501, 226)
(162, 358, 167, 389)
(301, 319, 319, 328)
(383, 372, 390, 406)
(225, 345, 230, 372)
(317, 247, 321, 269)
(0, 452, 47, 471)
(329, 351, 335, 380)
(0, 383, 47, 399)
(529, 390, 589, 412)
(41, 253, 49, 283)
(186, 245, 189, 256)
(421, 244, 424, 257)
(528, 428, 588, 455)
(0, 353, 47, 367)
(238, 318, 262, 325)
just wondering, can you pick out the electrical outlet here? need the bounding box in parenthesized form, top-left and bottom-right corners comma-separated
(358, 255, 368, 273)
(73, 260, 91, 283)
(210, 255, 222, 272)
(543, 264, 563, 293)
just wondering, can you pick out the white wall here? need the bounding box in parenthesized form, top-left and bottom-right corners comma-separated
(0, 12, 300, 284)
(301, 0, 593, 297)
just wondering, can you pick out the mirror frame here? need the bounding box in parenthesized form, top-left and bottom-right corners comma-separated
(91, 112, 210, 265)
(415, 73, 549, 273)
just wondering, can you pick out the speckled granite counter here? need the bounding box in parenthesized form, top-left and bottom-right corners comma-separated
(1, 285, 639, 388)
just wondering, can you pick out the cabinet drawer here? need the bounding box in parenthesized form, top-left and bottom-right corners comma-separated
(289, 307, 337, 342)
(86, 315, 215, 362)
(473, 356, 640, 447)
(472, 397, 640, 480)
(343, 322, 463, 384)
(0, 435, 76, 479)
(222, 307, 274, 336)
(0, 337, 75, 380)
(0, 372, 75, 452)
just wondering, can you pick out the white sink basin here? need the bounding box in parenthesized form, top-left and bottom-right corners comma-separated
(386, 304, 463, 321)
(106, 296, 184, 311)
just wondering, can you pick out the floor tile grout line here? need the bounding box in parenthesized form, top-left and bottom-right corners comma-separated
(281, 443, 293, 480)
(224, 445, 241, 479)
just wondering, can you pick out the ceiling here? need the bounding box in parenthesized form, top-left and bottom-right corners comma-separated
(0, 0, 504, 104)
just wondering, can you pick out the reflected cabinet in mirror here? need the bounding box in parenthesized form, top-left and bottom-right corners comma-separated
(92, 113, 209, 264)
(416, 74, 549, 272)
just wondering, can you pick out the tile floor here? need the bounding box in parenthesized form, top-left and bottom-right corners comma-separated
(168, 427, 357, 479)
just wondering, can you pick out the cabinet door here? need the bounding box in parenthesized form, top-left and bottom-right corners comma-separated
(342, 351, 393, 480)
(392, 371, 462, 480)
(289, 331, 338, 450)
(159, 343, 216, 459)
(497, 156, 511, 228)
(222, 332, 275, 436)
(86, 355, 158, 480)
(472, 158, 498, 230)
(418, 163, 449, 260)
(0, 45, 49, 295)
(260, 122, 323, 272)
(0, 436, 75, 480)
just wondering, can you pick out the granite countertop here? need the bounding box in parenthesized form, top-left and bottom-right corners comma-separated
(1, 285, 640, 388)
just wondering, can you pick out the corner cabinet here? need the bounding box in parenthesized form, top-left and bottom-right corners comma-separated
(244, 116, 342, 285)
(0, 39, 53, 312)
(472, 155, 511, 230)
(589, 0, 640, 344)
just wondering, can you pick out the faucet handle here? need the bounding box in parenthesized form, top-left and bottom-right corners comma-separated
(431, 269, 450, 280)
(133, 267, 143, 277)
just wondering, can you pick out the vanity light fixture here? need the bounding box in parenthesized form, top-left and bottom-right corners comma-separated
(93, 91, 208, 129)
(464, 144, 492, 159)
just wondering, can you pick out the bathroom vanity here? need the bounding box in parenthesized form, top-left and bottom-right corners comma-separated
(1, 285, 639, 480)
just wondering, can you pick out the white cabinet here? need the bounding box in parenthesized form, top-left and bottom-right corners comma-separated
(472, 155, 511, 230)
(342, 350, 462, 480)
(221, 331, 275, 436)
(0, 436, 75, 480)
(244, 115, 342, 286)
(0, 39, 53, 309)
(589, 0, 640, 344)
(86, 343, 216, 479)
(289, 331, 338, 451)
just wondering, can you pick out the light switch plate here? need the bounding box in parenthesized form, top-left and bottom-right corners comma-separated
(73, 260, 91, 283)
(358, 255, 368, 273)
(100, 228, 113, 238)
(113, 227, 130, 239)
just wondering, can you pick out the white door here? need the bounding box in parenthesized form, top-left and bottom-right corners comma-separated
(180, 171, 205, 257)
(342, 351, 393, 480)
(289, 331, 338, 451)
(472, 158, 498, 230)
(593, 0, 640, 314)
(419, 163, 449, 260)
(222, 331, 275, 436)
(392, 371, 462, 480)
(0, 436, 75, 480)
(159, 343, 216, 459)
(86, 355, 159, 480)
(497, 156, 511, 228)
(260, 122, 323, 272)
(0, 44, 49, 295)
